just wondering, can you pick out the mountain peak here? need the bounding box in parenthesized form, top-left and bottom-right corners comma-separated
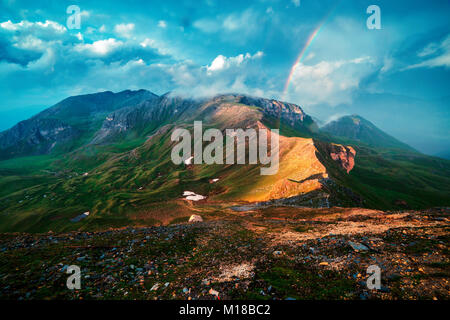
(321, 114, 415, 151)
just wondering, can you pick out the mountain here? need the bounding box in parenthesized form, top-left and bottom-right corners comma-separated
(304, 92, 450, 156)
(0, 89, 158, 160)
(321, 115, 415, 151)
(0, 91, 449, 232)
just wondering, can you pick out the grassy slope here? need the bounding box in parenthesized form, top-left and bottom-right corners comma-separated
(315, 141, 450, 210)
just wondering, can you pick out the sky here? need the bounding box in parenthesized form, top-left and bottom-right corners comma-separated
(0, 0, 449, 155)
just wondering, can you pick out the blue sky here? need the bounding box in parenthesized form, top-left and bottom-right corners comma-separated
(0, 0, 449, 155)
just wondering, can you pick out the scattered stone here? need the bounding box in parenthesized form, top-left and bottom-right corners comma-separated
(209, 288, 219, 297)
(188, 215, 203, 223)
(348, 241, 369, 251)
(201, 279, 211, 286)
(150, 283, 160, 291)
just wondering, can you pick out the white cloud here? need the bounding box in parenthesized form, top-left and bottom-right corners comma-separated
(206, 51, 264, 73)
(193, 19, 219, 33)
(27, 48, 56, 72)
(406, 35, 450, 69)
(304, 52, 315, 62)
(158, 20, 167, 28)
(286, 56, 375, 106)
(114, 23, 135, 38)
(292, 0, 301, 7)
(193, 9, 260, 41)
(418, 43, 440, 57)
(139, 38, 170, 56)
(0, 19, 66, 33)
(80, 10, 90, 18)
(75, 32, 83, 41)
(380, 56, 394, 73)
(12, 35, 44, 50)
(140, 38, 156, 48)
(75, 38, 123, 56)
(222, 10, 257, 32)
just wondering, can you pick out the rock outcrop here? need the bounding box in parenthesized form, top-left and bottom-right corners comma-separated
(329, 145, 356, 173)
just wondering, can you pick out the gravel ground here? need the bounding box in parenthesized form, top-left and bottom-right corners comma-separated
(0, 207, 448, 300)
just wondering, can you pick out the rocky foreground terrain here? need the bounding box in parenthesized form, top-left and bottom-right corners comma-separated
(0, 206, 448, 300)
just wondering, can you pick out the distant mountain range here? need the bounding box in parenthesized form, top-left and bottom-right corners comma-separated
(0, 90, 449, 232)
(321, 115, 416, 151)
(304, 91, 450, 157)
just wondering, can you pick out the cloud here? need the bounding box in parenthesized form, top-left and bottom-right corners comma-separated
(168, 51, 268, 97)
(406, 34, 450, 69)
(75, 38, 123, 56)
(140, 38, 156, 48)
(0, 18, 269, 105)
(0, 19, 70, 66)
(140, 38, 170, 56)
(27, 48, 56, 71)
(0, 20, 66, 34)
(158, 20, 167, 28)
(379, 56, 394, 74)
(286, 56, 375, 106)
(80, 10, 91, 19)
(114, 23, 135, 38)
(12, 35, 44, 50)
(193, 9, 261, 42)
(292, 0, 301, 7)
(222, 9, 258, 32)
(206, 51, 263, 73)
(193, 19, 220, 34)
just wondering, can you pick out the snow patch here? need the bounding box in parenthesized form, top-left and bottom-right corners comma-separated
(183, 191, 206, 201)
(70, 211, 90, 222)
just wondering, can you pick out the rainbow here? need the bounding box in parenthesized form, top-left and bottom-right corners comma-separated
(282, 4, 339, 97)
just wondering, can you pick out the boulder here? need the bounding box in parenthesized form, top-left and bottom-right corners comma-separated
(188, 215, 203, 223)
